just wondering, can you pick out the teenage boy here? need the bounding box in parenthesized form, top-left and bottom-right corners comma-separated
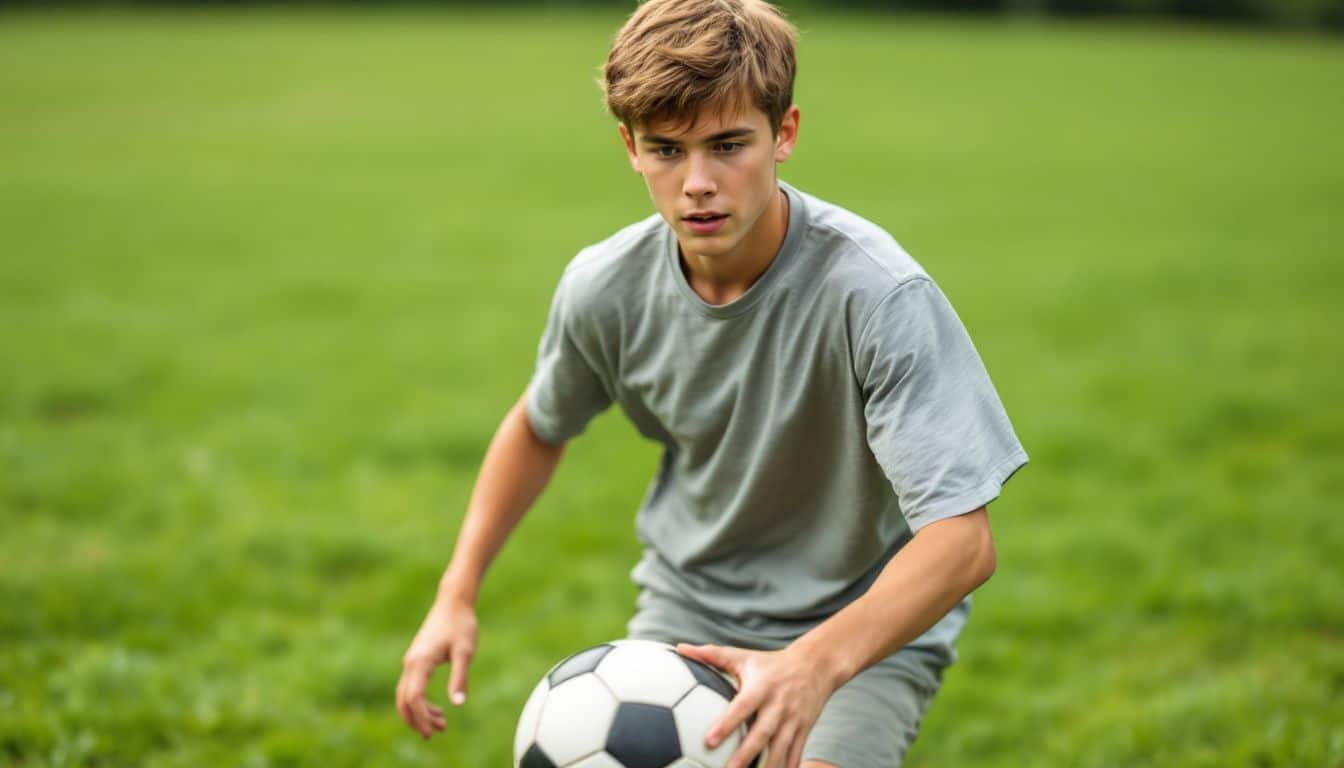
(396, 1, 1027, 766)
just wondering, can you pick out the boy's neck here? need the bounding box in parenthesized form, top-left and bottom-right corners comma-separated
(677, 186, 790, 307)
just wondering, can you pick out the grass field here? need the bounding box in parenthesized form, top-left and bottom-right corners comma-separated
(2, 6, 1343, 767)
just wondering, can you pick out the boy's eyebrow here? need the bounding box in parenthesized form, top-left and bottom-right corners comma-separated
(641, 127, 757, 145)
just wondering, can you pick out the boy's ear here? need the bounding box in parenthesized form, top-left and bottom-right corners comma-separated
(619, 124, 641, 173)
(774, 105, 801, 164)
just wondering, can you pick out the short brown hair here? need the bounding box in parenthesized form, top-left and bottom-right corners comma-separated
(602, 0, 799, 135)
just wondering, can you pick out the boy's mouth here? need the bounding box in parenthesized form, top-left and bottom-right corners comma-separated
(683, 211, 729, 234)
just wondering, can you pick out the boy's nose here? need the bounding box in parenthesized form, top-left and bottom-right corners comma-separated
(682, 153, 716, 199)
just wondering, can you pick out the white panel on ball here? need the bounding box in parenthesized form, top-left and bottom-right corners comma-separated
(514, 679, 550, 765)
(568, 752, 628, 768)
(673, 686, 743, 767)
(595, 642, 696, 706)
(534, 674, 620, 766)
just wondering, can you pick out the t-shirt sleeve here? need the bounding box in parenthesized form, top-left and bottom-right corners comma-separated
(525, 265, 614, 445)
(855, 277, 1028, 532)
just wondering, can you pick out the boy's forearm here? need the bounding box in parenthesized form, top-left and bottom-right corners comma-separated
(438, 392, 565, 605)
(790, 508, 997, 690)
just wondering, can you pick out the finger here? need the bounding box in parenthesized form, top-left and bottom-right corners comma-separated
(677, 643, 738, 673)
(726, 706, 779, 768)
(765, 725, 795, 768)
(395, 676, 412, 728)
(786, 733, 806, 768)
(401, 662, 434, 738)
(396, 672, 428, 736)
(448, 646, 473, 706)
(413, 695, 439, 739)
(679, 643, 746, 689)
(707, 687, 765, 748)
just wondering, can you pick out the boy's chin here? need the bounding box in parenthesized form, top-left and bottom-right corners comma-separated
(676, 234, 738, 259)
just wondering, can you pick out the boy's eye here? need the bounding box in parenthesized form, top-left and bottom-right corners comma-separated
(653, 145, 681, 158)
(715, 142, 744, 153)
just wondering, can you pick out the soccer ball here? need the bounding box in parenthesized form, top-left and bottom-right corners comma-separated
(514, 639, 756, 768)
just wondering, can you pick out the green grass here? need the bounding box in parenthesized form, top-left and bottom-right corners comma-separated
(2, 7, 1342, 767)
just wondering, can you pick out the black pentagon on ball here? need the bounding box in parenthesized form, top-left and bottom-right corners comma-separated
(547, 643, 615, 687)
(519, 743, 557, 768)
(606, 702, 682, 768)
(679, 654, 738, 702)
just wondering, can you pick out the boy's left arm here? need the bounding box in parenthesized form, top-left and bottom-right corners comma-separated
(677, 506, 996, 768)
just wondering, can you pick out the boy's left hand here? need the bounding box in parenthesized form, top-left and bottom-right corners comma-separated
(675, 642, 837, 768)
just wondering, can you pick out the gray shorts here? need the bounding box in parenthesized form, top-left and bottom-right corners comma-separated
(627, 590, 947, 768)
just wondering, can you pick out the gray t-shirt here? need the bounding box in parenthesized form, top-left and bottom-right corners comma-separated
(527, 181, 1027, 654)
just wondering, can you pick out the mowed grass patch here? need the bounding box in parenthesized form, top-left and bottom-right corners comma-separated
(2, 8, 1342, 767)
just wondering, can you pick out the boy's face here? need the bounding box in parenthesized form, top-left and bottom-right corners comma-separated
(620, 103, 800, 261)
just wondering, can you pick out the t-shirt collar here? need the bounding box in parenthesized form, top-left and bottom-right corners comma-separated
(663, 181, 806, 320)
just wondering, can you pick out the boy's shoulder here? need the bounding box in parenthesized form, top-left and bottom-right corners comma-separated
(548, 212, 665, 324)
(791, 185, 930, 293)
(563, 212, 666, 285)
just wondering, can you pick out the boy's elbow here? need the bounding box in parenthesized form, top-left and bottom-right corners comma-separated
(975, 536, 997, 588)
(964, 509, 996, 590)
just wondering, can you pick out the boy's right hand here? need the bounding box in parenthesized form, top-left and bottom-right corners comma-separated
(396, 597, 478, 739)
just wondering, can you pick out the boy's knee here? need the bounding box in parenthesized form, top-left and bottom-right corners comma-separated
(802, 762, 838, 767)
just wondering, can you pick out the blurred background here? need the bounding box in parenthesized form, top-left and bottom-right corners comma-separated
(2, 1, 1342, 766)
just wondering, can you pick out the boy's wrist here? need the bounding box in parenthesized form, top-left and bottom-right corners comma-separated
(787, 630, 857, 692)
(437, 568, 481, 607)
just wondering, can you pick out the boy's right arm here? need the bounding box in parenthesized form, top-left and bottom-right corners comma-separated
(395, 389, 565, 739)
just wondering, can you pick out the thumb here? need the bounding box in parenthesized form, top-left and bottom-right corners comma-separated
(447, 647, 472, 706)
(676, 643, 739, 673)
